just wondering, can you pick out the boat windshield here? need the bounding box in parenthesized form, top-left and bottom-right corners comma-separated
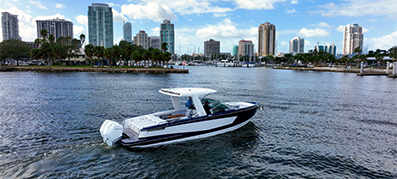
(201, 98, 230, 114)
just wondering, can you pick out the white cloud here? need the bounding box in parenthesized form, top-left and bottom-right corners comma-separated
(121, 2, 177, 22)
(174, 18, 258, 54)
(291, 0, 298, 4)
(316, 1, 397, 17)
(55, 3, 66, 8)
(73, 26, 85, 38)
(366, 31, 397, 50)
(298, 28, 330, 37)
(285, 9, 297, 14)
(112, 9, 128, 23)
(196, 18, 256, 40)
(281, 41, 288, 46)
(362, 27, 369, 33)
(336, 25, 345, 32)
(29, 0, 47, 9)
(317, 22, 331, 28)
(151, 27, 160, 36)
(214, 13, 227, 17)
(75, 15, 88, 26)
(233, 0, 286, 10)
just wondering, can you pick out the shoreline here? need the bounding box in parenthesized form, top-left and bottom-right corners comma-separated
(0, 66, 189, 73)
(273, 66, 397, 77)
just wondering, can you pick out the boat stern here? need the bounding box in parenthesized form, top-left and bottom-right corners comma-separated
(100, 120, 123, 146)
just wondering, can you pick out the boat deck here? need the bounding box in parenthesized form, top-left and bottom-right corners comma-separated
(121, 128, 139, 143)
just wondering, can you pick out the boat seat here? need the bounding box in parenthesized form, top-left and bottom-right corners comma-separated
(168, 114, 184, 118)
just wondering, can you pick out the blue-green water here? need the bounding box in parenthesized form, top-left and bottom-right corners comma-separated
(0, 66, 396, 178)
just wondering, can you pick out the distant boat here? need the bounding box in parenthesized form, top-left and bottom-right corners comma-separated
(100, 88, 259, 148)
(216, 60, 238, 67)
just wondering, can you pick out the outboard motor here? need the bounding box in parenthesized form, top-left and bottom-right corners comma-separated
(100, 120, 123, 146)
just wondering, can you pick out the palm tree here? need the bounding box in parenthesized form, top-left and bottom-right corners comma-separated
(84, 44, 95, 67)
(389, 46, 397, 62)
(79, 34, 85, 45)
(94, 46, 105, 67)
(104, 47, 114, 67)
(143, 50, 151, 67)
(52, 43, 66, 67)
(131, 51, 142, 68)
(112, 45, 121, 67)
(375, 53, 383, 69)
(151, 49, 162, 67)
(124, 44, 134, 66)
(163, 51, 172, 67)
(40, 29, 48, 44)
(161, 42, 168, 52)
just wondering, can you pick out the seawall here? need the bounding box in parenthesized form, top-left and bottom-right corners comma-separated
(0, 67, 189, 73)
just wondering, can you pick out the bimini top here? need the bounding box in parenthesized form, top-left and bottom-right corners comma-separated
(159, 88, 217, 97)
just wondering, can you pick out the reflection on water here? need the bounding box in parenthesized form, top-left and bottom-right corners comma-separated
(0, 67, 396, 178)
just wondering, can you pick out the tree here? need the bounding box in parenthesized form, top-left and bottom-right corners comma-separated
(112, 45, 121, 67)
(30, 48, 41, 64)
(57, 36, 81, 66)
(0, 39, 32, 66)
(161, 42, 168, 52)
(143, 50, 151, 67)
(131, 50, 142, 67)
(163, 51, 172, 68)
(151, 49, 162, 67)
(52, 43, 67, 67)
(94, 46, 105, 67)
(375, 53, 383, 68)
(79, 34, 85, 45)
(389, 46, 397, 62)
(84, 44, 95, 67)
(40, 29, 48, 41)
(104, 47, 114, 67)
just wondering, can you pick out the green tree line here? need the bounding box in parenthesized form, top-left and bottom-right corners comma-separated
(0, 29, 172, 68)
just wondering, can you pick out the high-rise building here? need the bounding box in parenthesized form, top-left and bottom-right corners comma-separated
(88, 3, 113, 48)
(133, 30, 151, 49)
(150, 36, 160, 49)
(204, 39, 220, 57)
(160, 19, 174, 54)
(1, 12, 21, 40)
(315, 44, 336, 55)
(289, 37, 304, 55)
(238, 40, 254, 61)
(36, 18, 73, 40)
(123, 22, 132, 43)
(342, 23, 363, 55)
(258, 22, 276, 56)
(232, 45, 239, 59)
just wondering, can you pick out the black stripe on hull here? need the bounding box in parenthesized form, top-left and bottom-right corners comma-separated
(119, 104, 258, 148)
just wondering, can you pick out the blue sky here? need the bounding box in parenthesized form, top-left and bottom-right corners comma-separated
(1, 0, 397, 55)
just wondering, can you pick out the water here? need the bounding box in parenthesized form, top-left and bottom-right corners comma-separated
(0, 66, 396, 178)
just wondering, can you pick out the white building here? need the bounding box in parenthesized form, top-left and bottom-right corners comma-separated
(133, 30, 150, 49)
(1, 12, 21, 40)
(342, 23, 363, 55)
(289, 37, 304, 55)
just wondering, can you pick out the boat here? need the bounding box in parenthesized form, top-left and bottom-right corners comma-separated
(100, 88, 259, 148)
(216, 60, 238, 67)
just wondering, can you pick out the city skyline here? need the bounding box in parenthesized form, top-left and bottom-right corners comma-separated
(0, 0, 397, 55)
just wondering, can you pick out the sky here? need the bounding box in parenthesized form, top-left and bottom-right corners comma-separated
(1, 0, 397, 55)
